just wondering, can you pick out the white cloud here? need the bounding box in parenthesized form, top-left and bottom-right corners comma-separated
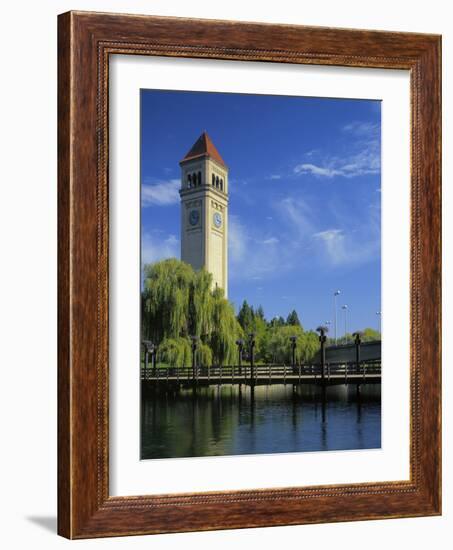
(312, 217, 380, 267)
(343, 121, 379, 136)
(294, 120, 380, 179)
(277, 196, 380, 268)
(294, 163, 343, 178)
(261, 237, 279, 245)
(142, 179, 180, 206)
(142, 232, 179, 265)
(294, 151, 379, 179)
(313, 229, 343, 240)
(277, 197, 314, 238)
(268, 174, 282, 180)
(313, 229, 347, 265)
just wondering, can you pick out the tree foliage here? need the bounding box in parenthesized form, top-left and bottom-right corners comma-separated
(210, 287, 242, 365)
(142, 259, 193, 343)
(142, 259, 378, 368)
(142, 259, 242, 366)
(237, 300, 254, 333)
(263, 325, 318, 364)
(286, 309, 301, 327)
(361, 327, 381, 341)
(158, 337, 191, 368)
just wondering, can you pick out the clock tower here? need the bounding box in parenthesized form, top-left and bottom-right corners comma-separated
(179, 132, 229, 297)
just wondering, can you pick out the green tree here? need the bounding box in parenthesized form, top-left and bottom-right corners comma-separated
(189, 268, 213, 338)
(269, 315, 286, 328)
(210, 287, 243, 365)
(299, 331, 319, 362)
(265, 325, 304, 363)
(237, 300, 254, 333)
(142, 259, 194, 342)
(197, 341, 213, 367)
(286, 309, 301, 327)
(361, 327, 381, 341)
(158, 337, 191, 368)
(142, 259, 242, 367)
(261, 325, 320, 364)
(256, 305, 265, 320)
(142, 258, 323, 368)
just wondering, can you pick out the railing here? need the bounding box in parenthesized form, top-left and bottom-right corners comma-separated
(141, 360, 381, 384)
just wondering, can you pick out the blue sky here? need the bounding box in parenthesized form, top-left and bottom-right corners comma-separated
(141, 89, 381, 334)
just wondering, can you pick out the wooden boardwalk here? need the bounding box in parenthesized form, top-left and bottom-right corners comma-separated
(141, 361, 381, 388)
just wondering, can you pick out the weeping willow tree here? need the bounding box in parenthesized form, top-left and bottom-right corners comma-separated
(197, 341, 213, 367)
(209, 287, 243, 366)
(158, 337, 191, 367)
(142, 259, 242, 367)
(142, 259, 194, 343)
(189, 268, 214, 338)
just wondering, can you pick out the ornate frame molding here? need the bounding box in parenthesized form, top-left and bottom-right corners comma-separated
(58, 11, 441, 538)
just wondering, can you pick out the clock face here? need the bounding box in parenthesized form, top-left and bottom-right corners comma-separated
(213, 212, 222, 228)
(189, 209, 199, 226)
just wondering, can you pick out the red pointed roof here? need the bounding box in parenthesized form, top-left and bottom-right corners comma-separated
(180, 132, 227, 167)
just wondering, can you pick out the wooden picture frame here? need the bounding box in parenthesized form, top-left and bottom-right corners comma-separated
(58, 11, 441, 539)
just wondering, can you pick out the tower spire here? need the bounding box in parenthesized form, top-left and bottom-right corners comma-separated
(180, 131, 227, 168)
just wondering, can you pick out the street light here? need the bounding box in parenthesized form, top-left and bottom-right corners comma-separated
(352, 331, 363, 370)
(376, 311, 382, 336)
(333, 290, 341, 344)
(248, 332, 256, 385)
(190, 335, 198, 381)
(316, 326, 328, 382)
(289, 335, 297, 369)
(342, 304, 348, 342)
(236, 339, 244, 373)
(142, 340, 156, 372)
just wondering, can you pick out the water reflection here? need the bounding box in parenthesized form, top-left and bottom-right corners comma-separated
(141, 384, 381, 459)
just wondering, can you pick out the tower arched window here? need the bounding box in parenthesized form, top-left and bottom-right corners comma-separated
(212, 174, 215, 186)
(187, 174, 192, 188)
(215, 176, 219, 189)
(220, 179, 223, 191)
(197, 171, 202, 186)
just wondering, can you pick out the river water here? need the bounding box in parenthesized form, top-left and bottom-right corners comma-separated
(141, 383, 381, 460)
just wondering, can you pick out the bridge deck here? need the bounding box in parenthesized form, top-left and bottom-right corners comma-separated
(141, 361, 381, 387)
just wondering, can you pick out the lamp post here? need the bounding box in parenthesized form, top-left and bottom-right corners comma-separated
(151, 343, 157, 375)
(290, 336, 297, 369)
(248, 332, 256, 387)
(334, 290, 341, 344)
(236, 339, 244, 374)
(142, 341, 150, 370)
(342, 304, 348, 343)
(190, 335, 198, 382)
(142, 340, 156, 374)
(353, 332, 364, 394)
(353, 331, 362, 368)
(376, 310, 382, 336)
(316, 326, 328, 383)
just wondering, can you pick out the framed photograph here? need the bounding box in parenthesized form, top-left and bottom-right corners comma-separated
(58, 11, 441, 538)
